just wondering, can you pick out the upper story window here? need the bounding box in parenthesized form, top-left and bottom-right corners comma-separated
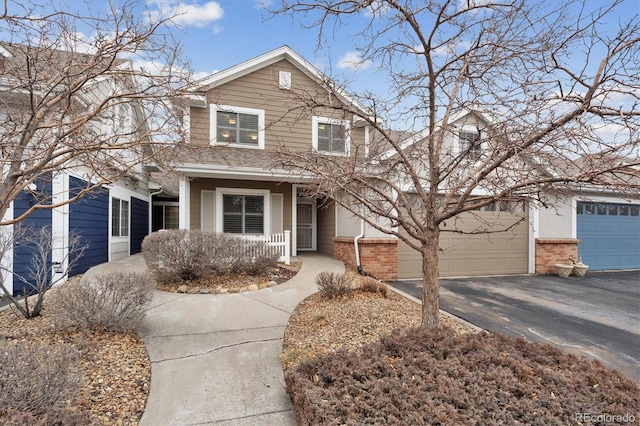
(210, 105, 265, 149)
(312, 116, 350, 156)
(459, 130, 482, 160)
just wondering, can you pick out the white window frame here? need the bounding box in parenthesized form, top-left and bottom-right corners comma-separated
(312, 116, 351, 156)
(215, 188, 271, 235)
(111, 197, 129, 238)
(457, 129, 482, 160)
(153, 202, 180, 231)
(210, 104, 265, 149)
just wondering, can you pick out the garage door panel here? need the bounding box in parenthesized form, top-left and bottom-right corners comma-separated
(577, 202, 640, 270)
(398, 211, 529, 279)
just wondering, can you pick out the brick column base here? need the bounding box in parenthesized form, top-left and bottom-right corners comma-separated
(535, 238, 580, 274)
(334, 237, 398, 280)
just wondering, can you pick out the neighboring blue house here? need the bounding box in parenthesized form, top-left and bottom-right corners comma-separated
(0, 43, 154, 296)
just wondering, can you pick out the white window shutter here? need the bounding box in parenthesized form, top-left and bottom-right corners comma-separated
(271, 193, 283, 234)
(201, 190, 215, 232)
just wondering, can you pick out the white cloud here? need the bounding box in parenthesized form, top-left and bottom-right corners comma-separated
(432, 40, 473, 57)
(457, 0, 492, 12)
(147, 1, 224, 28)
(363, 1, 391, 17)
(193, 69, 218, 81)
(337, 51, 372, 71)
(254, 0, 274, 8)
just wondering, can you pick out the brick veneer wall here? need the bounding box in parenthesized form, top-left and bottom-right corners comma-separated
(334, 237, 398, 280)
(535, 238, 580, 274)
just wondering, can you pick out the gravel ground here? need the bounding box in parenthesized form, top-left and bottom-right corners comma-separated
(0, 263, 302, 424)
(156, 262, 301, 293)
(282, 274, 478, 370)
(1, 267, 476, 423)
(0, 302, 149, 425)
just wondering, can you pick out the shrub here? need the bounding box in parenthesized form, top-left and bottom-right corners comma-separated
(316, 272, 352, 298)
(48, 272, 155, 333)
(286, 326, 640, 425)
(142, 230, 279, 284)
(358, 276, 389, 298)
(1, 407, 92, 426)
(0, 342, 82, 416)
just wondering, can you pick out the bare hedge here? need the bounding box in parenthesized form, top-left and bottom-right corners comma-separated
(0, 342, 82, 416)
(48, 272, 155, 333)
(142, 230, 279, 284)
(286, 326, 640, 425)
(316, 272, 353, 299)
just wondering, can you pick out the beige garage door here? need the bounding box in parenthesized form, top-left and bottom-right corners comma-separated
(398, 210, 529, 279)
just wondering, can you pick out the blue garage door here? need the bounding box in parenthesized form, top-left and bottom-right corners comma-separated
(12, 180, 52, 296)
(130, 197, 149, 254)
(577, 202, 640, 270)
(68, 177, 109, 277)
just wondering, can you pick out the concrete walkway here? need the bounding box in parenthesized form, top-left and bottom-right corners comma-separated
(136, 253, 344, 426)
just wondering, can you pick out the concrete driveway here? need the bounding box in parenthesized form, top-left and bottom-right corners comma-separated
(390, 271, 640, 383)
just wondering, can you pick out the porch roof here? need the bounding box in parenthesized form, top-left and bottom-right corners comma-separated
(168, 144, 314, 182)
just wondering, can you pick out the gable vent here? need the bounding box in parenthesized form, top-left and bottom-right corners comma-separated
(279, 71, 291, 90)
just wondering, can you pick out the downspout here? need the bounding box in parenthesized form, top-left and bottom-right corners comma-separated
(148, 188, 163, 234)
(354, 218, 365, 275)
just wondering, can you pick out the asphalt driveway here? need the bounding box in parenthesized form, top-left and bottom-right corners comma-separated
(390, 271, 640, 383)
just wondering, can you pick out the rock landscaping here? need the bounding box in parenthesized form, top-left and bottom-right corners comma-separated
(156, 262, 301, 294)
(282, 272, 640, 425)
(0, 301, 150, 425)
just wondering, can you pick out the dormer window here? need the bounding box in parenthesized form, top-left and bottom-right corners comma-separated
(459, 130, 481, 160)
(312, 116, 350, 156)
(210, 105, 265, 149)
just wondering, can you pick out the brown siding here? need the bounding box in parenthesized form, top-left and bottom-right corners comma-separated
(398, 211, 529, 278)
(190, 60, 367, 155)
(188, 178, 292, 232)
(317, 201, 335, 255)
(190, 106, 209, 144)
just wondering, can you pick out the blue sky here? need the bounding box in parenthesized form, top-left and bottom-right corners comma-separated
(147, 0, 386, 92)
(149, 0, 639, 102)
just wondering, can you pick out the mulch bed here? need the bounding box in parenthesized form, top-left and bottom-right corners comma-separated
(156, 262, 301, 293)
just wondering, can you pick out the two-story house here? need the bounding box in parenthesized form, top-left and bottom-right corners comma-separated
(167, 46, 396, 273)
(0, 43, 153, 296)
(162, 46, 638, 281)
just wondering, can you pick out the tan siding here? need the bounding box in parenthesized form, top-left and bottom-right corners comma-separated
(190, 106, 209, 145)
(317, 201, 335, 255)
(398, 211, 529, 278)
(192, 60, 366, 155)
(188, 178, 292, 232)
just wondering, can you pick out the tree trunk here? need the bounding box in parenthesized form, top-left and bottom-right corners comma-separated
(420, 228, 441, 328)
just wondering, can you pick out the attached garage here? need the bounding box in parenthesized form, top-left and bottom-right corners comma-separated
(398, 210, 529, 279)
(576, 201, 640, 270)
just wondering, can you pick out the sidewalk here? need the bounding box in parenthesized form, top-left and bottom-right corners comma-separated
(137, 253, 344, 425)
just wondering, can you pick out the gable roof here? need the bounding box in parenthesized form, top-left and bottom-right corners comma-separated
(188, 45, 373, 118)
(378, 107, 493, 160)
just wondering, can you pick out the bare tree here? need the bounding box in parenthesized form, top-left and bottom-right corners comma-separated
(270, 0, 640, 326)
(0, 225, 86, 318)
(0, 0, 190, 225)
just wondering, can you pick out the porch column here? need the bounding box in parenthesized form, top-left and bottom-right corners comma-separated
(179, 177, 190, 230)
(291, 184, 297, 256)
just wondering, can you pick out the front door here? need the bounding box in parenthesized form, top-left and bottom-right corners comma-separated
(296, 203, 314, 250)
